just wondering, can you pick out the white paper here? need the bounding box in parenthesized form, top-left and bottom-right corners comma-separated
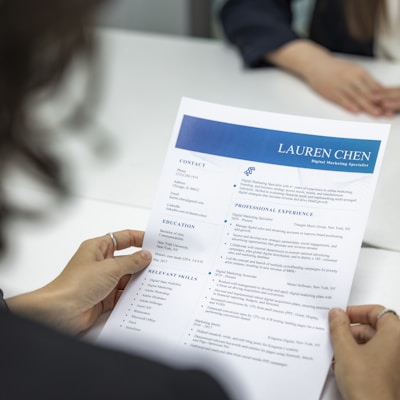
(98, 98, 389, 400)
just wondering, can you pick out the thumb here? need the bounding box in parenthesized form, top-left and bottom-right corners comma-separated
(329, 308, 356, 356)
(111, 249, 152, 276)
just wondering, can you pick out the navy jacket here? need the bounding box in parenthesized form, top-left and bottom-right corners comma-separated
(0, 309, 229, 399)
(219, 0, 373, 67)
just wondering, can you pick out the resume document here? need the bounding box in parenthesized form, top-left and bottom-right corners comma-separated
(98, 98, 389, 399)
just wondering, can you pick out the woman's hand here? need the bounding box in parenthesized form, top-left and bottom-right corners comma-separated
(304, 56, 384, 116)
(266, 40, 389, 117)
(377, 87, 400, 116)
(6, 229, 152, 334)
(329, 305, 400, 400)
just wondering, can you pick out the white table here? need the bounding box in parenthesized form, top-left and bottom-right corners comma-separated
(2, 28, 400, 400)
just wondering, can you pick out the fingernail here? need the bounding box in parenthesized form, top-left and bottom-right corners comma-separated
(329, 308, 344, 318)
(140, 250, 152, 261)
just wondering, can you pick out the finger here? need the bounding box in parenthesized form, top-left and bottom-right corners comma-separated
(109, 249, 152, 276)
(346, 305, 386, 328)
(359, 74, 382, 93)
(115, 290, 124, 304)
(117, 274, 132, 290)
(381, 107, 395, 117)
(332, 90, 361, 114)
(103, 229, 145, 252)
(380, 99, 400, 114)
(341, 86, 383, 116)
(380, 87, 400, 101)
(347, 72, 380, 103)
(70, 230, 146, 264)
(350, 324, 376, 344)
(381, 103, 397, 115)
(356, 96, 383, 117)
(374, 87, 400, 114)
(329, 308, 357, 356)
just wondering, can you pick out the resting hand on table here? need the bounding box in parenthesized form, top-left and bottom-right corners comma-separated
(266, 39, 391, 117)
(329, 305, 400, 400)
(377, 87, 400, 116)
(6, 229, 152, 334)
(304, 56, 385, 116)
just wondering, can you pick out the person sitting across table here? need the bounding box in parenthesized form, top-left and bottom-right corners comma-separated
(1, 0, 400, 398)
(219, 0, 400, 117)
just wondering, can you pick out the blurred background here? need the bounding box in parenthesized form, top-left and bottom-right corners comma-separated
(97, 0, 225, 38)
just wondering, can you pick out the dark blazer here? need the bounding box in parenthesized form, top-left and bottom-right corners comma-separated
(219, 0, 373, 67)
(0, 309, 230, 399)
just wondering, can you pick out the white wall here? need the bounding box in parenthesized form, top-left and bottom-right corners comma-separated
(97, 0, 189, 35)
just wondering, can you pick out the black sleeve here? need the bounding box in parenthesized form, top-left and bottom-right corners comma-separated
(219, 0, 299, 67)
(0, 310, 230, 400)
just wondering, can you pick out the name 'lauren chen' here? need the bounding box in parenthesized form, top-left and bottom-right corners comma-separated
(277, 144, 371, 161)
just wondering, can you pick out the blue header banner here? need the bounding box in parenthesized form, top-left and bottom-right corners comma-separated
(175, 115, 381, 173)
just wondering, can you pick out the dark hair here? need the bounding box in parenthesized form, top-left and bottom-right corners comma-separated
(0, 0, 105, 251)
(344, 0, 387, 41)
